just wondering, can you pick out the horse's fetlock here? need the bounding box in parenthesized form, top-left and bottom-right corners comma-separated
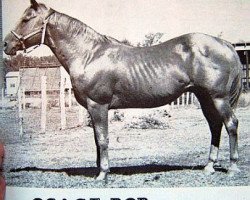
(230, 154, 239, 162)
(228, 130, 237, 137)
(227, 117, 238, 131)
(232, 117, 238, 126)
(99, 140, 109, 149)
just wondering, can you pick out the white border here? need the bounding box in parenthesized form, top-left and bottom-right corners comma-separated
(5, 186, 250, 200)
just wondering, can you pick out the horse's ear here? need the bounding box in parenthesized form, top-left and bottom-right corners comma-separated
(30, 0, 39, 10)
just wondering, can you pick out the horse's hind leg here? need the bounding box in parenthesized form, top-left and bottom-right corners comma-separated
(204, 118, 223, 173)
(213, 98, 240, 176)
(197, 95, 223, 174)
(198, 94, 240, 175)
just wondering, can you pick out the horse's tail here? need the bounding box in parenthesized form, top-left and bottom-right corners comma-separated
(229, 58, 242, 109)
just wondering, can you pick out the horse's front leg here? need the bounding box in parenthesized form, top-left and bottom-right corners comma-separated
(87, 98, 109, 181)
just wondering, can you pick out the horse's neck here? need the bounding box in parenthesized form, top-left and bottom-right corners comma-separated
(46, 11, 111, 71)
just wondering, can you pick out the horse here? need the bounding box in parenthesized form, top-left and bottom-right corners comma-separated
(4, 0, 242, 180)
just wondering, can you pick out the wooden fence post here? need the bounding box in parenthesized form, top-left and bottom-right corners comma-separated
(191, 93, 194, 104)
(60, 77, 66, 130)
(186, 92, 190, 105)
(1, 88, 4, 109)
(165, 104, 171, 113)
(68, 87, 72, 109)
(78, 104, 84, 126)
(171, 101, 175, 109)
(182, 93, 185, 107)
(41, 76, 47, 133)
(177, 97, 180, 108)
(18, 87, 23, 136)
(22, 87, 26, 110)
(245, 50, 249, 90)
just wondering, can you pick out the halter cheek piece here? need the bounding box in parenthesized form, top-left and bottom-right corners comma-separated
(10, 10, 54, 54)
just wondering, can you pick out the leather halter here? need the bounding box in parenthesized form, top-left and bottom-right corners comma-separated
(10, 10, 54, 53)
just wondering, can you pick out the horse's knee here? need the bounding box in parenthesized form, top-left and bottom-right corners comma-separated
(98, 138, 109, 150)
(226, 117, 238, 136)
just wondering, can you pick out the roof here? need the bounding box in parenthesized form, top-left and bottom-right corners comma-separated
(20, 67, 61, 91)
(232, 42, 250, 47)
(19, 63, 61, 69)
(6, 71, 20, 78)
(233, 42, 250, 51)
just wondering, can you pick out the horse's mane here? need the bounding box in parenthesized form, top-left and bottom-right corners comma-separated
(50, 10, 122, 45)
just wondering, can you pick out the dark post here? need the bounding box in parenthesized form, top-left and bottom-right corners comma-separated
(0, 0, 4, 97)
(245, 50, 249, 90)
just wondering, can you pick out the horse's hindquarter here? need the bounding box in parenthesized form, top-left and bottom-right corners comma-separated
(186, 34, 242, 96)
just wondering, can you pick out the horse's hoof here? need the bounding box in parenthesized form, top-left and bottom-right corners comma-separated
(227, 164, 240, 177)
(95, 172, 108, 181)
(213, 162, 222, 168)
(204, 163, 215, 175)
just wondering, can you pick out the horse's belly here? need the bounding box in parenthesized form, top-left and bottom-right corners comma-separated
(110, 95, 173, 109)
(110, 79, 185, 109)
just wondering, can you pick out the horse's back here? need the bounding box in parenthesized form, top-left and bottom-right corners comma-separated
(116, 33, 240, 96)
(85, 33, 242, 109)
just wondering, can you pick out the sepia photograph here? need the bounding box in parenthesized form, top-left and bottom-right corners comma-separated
(0, 0, 249, 199)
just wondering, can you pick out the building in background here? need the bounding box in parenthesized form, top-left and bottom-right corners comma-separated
(5, 71, 20, 96)
(233, 42, 250, 90)
(5, 65, 72, 98)
(19, 65, 71, 96)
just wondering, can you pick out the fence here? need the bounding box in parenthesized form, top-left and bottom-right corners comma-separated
(170, 92, 196, 108)
(1, 76, 197, 135)
(39, 76, 88, 133)
(233, 43, 250, 90)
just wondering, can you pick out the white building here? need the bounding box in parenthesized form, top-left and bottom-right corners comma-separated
(5, 65, 72, 97)
(6, 71, 20, 96)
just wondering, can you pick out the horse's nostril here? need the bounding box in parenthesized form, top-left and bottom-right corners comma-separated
(4, 42, 8, 47)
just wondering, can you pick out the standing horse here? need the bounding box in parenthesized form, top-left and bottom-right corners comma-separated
(4, 0, 242, 180)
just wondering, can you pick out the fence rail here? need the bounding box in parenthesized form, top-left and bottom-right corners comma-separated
(170, 92, 196, 108)
(0, 76, 197, 135)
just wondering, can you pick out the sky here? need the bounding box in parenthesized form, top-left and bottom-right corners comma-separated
(2, 0, 250, 56)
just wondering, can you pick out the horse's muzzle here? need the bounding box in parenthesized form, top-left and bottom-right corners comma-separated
(3, 40, 19, 56)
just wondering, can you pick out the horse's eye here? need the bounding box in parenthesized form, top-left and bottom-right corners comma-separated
(22, 11, 36, 22)
(22, 15, 36, 23)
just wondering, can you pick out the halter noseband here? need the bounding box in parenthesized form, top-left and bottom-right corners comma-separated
(11, 10, 54, 53)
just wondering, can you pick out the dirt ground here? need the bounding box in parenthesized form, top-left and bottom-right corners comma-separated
(0, 105, 249, 188)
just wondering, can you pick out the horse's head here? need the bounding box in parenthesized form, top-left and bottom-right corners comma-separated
(4, 0, 51, 55)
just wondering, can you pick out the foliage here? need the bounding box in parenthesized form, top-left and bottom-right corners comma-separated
(3, 54, 60, 73)
(237, 91, 250, 107)
(124, 110, 170, 129)
(121, 39, 132, 46)
(125, 114, 169, 129)
(137, 32, 164, 47)
(111, 110, 125, 122)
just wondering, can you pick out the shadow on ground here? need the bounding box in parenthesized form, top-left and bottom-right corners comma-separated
(10, 164, 227, 177)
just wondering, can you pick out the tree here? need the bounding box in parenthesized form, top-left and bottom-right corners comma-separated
(217, 31, 223, 38)
(137, 32, 164, 47)
(3, 54, 60, 73)
(121, 39, 132, 46)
